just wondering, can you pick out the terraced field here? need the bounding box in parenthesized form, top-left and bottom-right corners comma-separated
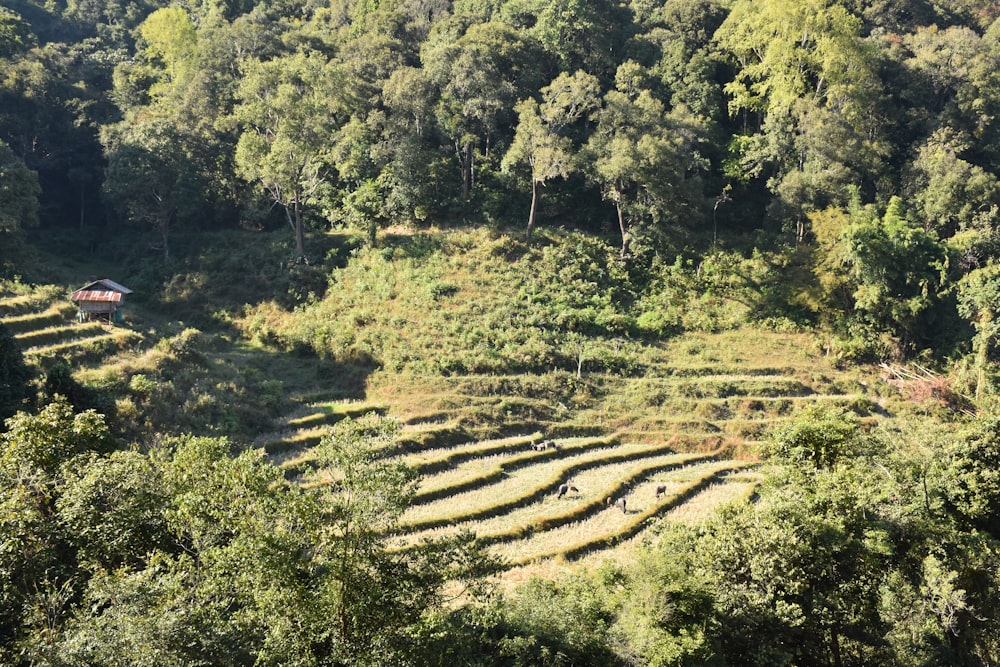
(259, 328, 880, 580)
(3, 284, 882, 580)
(0, 289, 143, 364)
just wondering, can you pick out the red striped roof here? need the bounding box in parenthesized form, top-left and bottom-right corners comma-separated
(71, 289, 122, 303)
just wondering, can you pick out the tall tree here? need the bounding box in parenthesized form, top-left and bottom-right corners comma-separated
(529, 0, 626, 81)
(233, 50, 344, 257)
(502, 99, 573, 242)
(0, 322, 32, 422)
(585, 62, 706, 257)
(905, 128, 1000, 239)
(423, 20, 539, 206)
(502, 70, 601, 241)
(0, 141, 39, 233)
(716, 0, 884, 239)
(102, 117, 199, 260)
(957, 262, 1000, 398)
(842, 195, 946, 352)
(103, 4, 246, 246)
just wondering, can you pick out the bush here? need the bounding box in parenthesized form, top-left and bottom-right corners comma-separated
(156, 328, 209, 363)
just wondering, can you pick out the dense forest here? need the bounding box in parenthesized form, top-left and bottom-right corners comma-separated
(5, 0, 1000, 665)
(6, 0, 1000, 362)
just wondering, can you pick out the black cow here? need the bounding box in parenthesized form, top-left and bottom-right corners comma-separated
(556, 483, 579, 499)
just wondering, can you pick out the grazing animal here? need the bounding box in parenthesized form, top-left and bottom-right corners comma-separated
(556, 483, 579, 499)
(532, 439, 558, 451)
(655, 485, 667, 498)
(606, 496, 613, 507)
(617, 497, 627, 513)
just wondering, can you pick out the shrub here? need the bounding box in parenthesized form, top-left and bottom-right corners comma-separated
(156, 328, 209, 363)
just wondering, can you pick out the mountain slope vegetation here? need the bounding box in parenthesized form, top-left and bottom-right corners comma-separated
(2, 0, 1000, 664)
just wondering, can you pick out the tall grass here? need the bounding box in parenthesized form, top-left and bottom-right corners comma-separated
(239, 229, 756, 378)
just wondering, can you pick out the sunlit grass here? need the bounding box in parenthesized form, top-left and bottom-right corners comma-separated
(661, 479, 760, 524)
(406, 436, 616, 497)
(400, 444, 691, 525)
(488, 461, 745, 565)
(23, 329, 142, 359)
(392, 454, 710, 549)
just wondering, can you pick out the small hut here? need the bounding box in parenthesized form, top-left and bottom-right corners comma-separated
(70, 279, 133, 324)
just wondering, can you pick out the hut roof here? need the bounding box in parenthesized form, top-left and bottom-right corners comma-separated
(70, 289, 123, 303)
(77, 278, 133, 294)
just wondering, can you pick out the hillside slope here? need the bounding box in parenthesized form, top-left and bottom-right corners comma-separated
(2, 228, 911, 579)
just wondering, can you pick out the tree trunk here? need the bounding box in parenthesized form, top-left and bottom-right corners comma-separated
(526, 178, 539, 243)
(160, 223, 170, 261)
(830, 627, 842, 667)
(616, 200, 628, 257)
(461, 142, 473, 202)
(293, 198, 305, 257)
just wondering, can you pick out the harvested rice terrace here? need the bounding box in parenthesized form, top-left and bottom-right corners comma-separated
(491, 462, 751, 565)
(351, 341, 866, 571)
(16, 322, 105, 348)
(254, 346, 868, 572)
(524, 470, 765, 580)
(2, 305, 76, 333)
(393, 454, 738, 545)
(0, 294, 143, 362)
(405, 441, 693, 519)
(388, 454, 755, 566)
(0, 288, 876, 576)
(0, 294, 48, 316)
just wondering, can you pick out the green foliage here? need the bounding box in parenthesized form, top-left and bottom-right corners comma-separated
(137, 6, 198, 92)
(1, 395, 111, 474)
(502, 70, 601, 240)
(13, 0, 1000, 661)
(57, 449, 171, 571)
(766, 403, 863, 468)
(495, 575, 618, 665)
(941, 417, 1000, 538)
(233, 50, 345, 256)
(0, 396, 113, 658)
(0, 408, 499, 665)
(102, 117, 203, 260)
(0, 141, 40, 233)
(240, 229, 643, 375)
(0, 321, 33, 421)
(42, 360, 110, 415)
(606, 542, 724, 667)
(843, 196, 946, 351)
(0, 7, 35, 59)
(907, 129, 1000, 238)
(585, 66, 707, 257)
(155, 326, 209, 363)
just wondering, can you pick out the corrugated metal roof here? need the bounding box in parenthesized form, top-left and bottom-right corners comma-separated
(71, 290, 123, 303)
(77, 279, 133, 294)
